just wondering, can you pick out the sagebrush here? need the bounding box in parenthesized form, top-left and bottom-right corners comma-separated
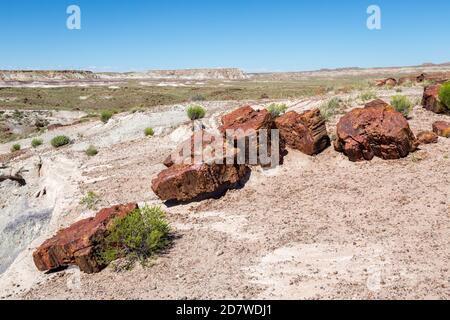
(439, 82, 450, 110)
(267, 103, 288, 117)
(51, 135, 70, 148)
(391, 95, 413, 117)
(187, 105, 206, 120)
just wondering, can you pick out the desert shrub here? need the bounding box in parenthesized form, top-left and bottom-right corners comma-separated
(391, 95, 413, 117)
(190, 94, 206, 102)
(96, 206, 170, 268)
(319, 97, 344, 121)
(395, 88, 402, 93)
(438, 82, 450, 110)
(11, 144, 21, 152)
(187, 105, 206, 120)
(85, 145, 98, 156)
(266, 103, 288, 117)
(144, 127, 154, 137)
(79, 191, 100, 210)
(359, 91, 378, 102)
(51, 135, 70, 148)
(100, 110, 113, 123)
(31, 138, 43, 148)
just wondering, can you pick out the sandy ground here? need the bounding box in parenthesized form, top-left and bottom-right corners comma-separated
(0, 87, 449, 300)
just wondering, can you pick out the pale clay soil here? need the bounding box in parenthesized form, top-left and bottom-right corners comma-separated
(0, 86, 449, 300)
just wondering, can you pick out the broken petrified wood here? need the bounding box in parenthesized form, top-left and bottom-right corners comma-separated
(33, 203, 138, 273)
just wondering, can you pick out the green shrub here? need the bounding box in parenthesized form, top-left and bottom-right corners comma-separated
(51, 135, 70, 148)
(79, 191, 100, 210)
(191, 94, 206, 102)
(266, 103, 288, 117)
(85, 145, 98, 156)
(144, 127, 154, 137)
(100, 110, 113, 123)
(391, 95, 413, 117)
(31, 138, 43, 148)
(186, 105, 206, 120)
(438, 82, 450, 110)
(359, 91, 378, 102)
(11, 144, 21, 152)
(96, 206, 170, 268)
(319, 97, 344, 121)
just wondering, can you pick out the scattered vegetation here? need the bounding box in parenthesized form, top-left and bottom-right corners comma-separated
(190, 94, 206, 102)
(96, 206, 170, 269)
(266, 103, 288, 117)
(359, 91, 378, 102)
(10, 143, 21, 152)
(144, 127, 155, 137)
(319, 97, 345, 121)
(391, 95, 413, 117)
(85, 145, 98, 156)
(187, 105, 206, 120)
(79, 191, 100, 210)
(100, 110, 113, 123)
(31, 138, 43, 148)
(438, 82, 450, 110)
(51, 135, 71, 148)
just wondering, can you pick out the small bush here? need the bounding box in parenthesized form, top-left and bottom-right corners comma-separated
(85, 145, 98, 156)
(51, 135, 70, 148)
(96, 206, 170, 268)
(267, 103, 288, 117)
(100, 110, 113, 123)
(438, 82, 450, 110)
(144, 127, 154, 137)
(187, 105, 206, 120)
(31, 138, 43, 148)
(319, 97, 344, 121)
(359, 91, 378, 102)
(11, 144, 21, 152)
(79, 191, 100, 210)
(391, 95, 413, 117)
(190, 94, 206, 102)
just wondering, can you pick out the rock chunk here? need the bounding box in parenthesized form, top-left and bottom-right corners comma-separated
(275, 109, 330, 155)
(422, 84, 446, 114)
(334, 101, 417, 161)
(416, 131, 438, 145)
(432, 121, 450, 138)
(33, 203, 138, 273)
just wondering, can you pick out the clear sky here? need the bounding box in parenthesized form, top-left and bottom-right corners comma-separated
(0, 0, 449, 72)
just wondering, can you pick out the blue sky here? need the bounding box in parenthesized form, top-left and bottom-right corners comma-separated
(0, 0, 449, 72)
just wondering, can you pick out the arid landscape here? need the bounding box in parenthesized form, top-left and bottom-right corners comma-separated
(0, 65, 449, 300)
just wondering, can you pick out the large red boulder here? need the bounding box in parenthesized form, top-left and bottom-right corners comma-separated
(422, 84, 446, 114)
(151, 163, 249, 202)
(432, 121, 450, 138)
(33, 203, 138, 273)
(218, 106, 278, 166)
(334, 101, 417, 161)
(275, 109, 330, 155)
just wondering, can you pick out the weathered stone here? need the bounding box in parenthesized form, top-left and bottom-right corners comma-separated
(275, 109, 330, 155)
(334, 101, 417, 161)
(33, 203, 138, 273)
(422, 84, 446, 114)
(151, 163, 249, 202)
(416, 131, 438, 144)
(364, 99, 390, 109)
(432, 121, 450, 138)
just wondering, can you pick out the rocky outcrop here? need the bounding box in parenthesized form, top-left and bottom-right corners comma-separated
(375, 78, 397, 87)
(334, 101, 417, 161)
(140, 68, 248, 80)
(432, 121, 450, 138)
(275, 109, 330, 155)
(219, 106, 278, 166)
(33, 203, 138, 273)
(422, 84, 446, 114)
(0, 70, 98, 82)
(416, 131, 438, 145)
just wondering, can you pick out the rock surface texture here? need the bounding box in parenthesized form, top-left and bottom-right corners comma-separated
(422, 84, 446, 114)
(334, 101, 417, 161)
(432, 121, 450, 138)
(33, 203, 138, 273)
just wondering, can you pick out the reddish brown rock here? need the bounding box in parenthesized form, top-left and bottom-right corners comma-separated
(334, 101, 417, 161)
(375, 78, 397, 87)
(151, 163, 249, 202)
(275, 109, 330, 155)
(164, 131, 237, 167)
(432, 121, 450, 138)
(422, 84, 446, 114)
(416, 131, 439, 145)
(219, 106, 278, 166)
(33, 203, 138, 273)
